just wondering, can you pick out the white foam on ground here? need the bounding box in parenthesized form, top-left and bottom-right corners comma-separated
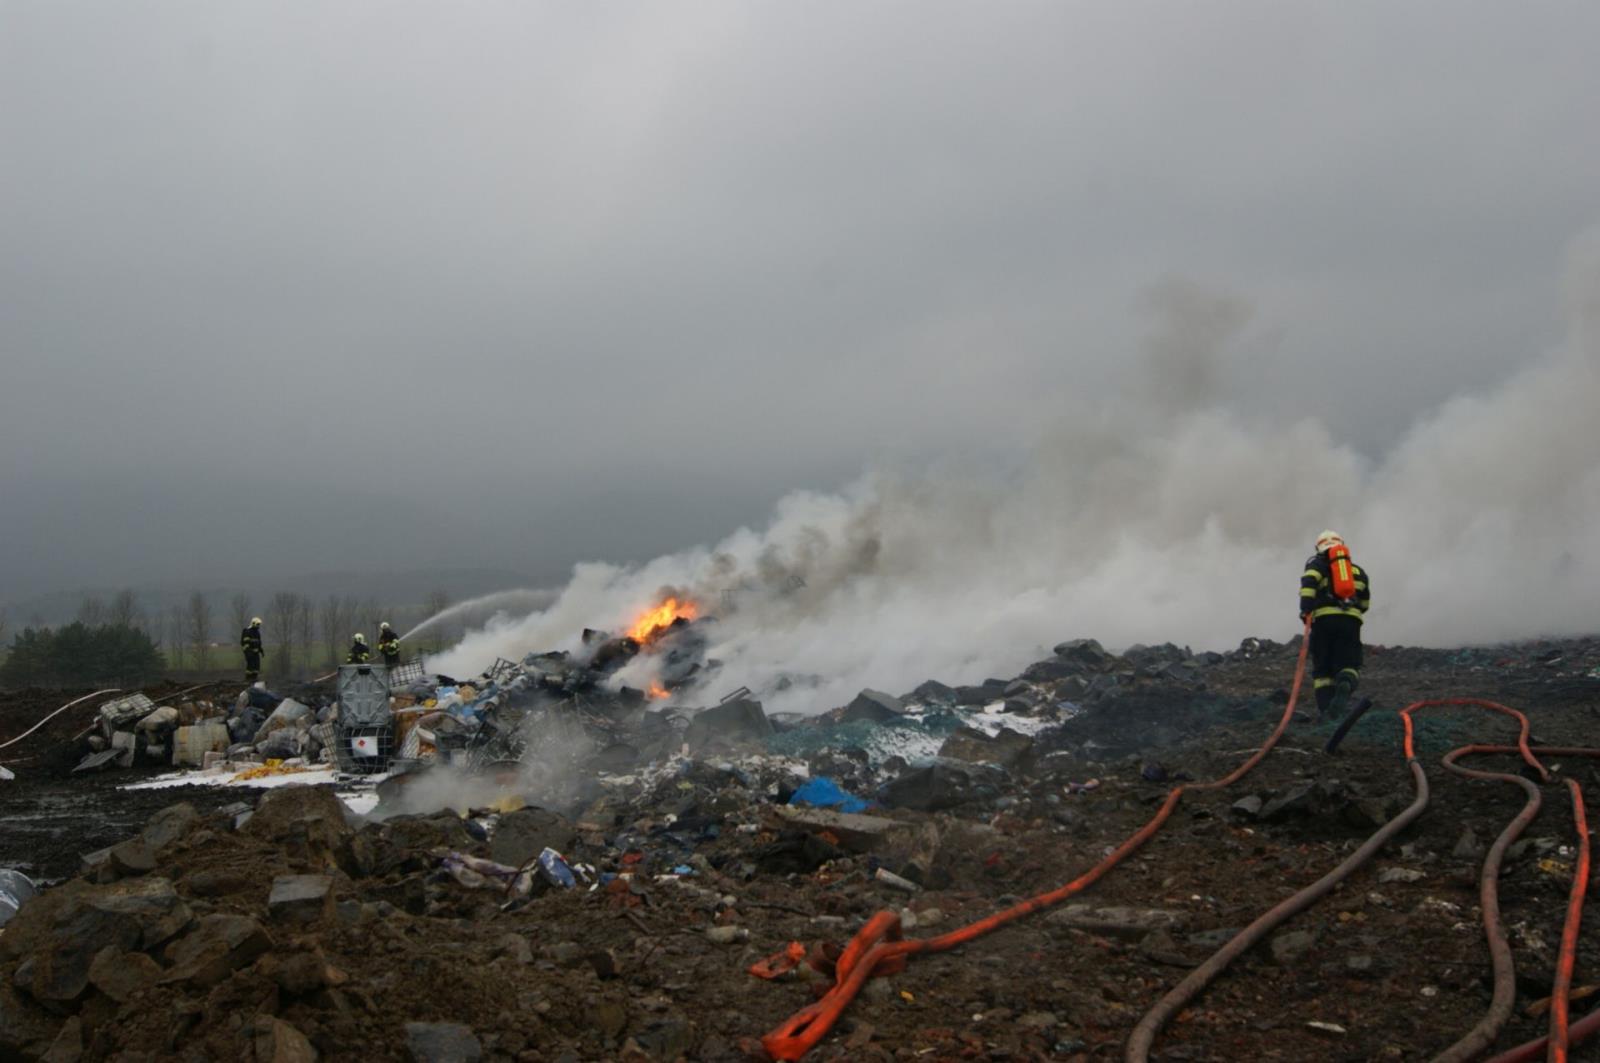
(123, 766, 338, 791)
(967, 703, 1060, 737)
(340, 791, 381, 816)
(121, 766, 381, 815)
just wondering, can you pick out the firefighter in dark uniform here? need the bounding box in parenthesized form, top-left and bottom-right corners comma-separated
(377, 623, 401, 669)
(346, 633, 372, 664)
(241, 617, 264, 683)
(1299, 530, 1370, 720)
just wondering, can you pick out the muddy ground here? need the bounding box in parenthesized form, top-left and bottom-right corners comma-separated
(1, 639, 1598, 1062)
(0, 682, 260, 884)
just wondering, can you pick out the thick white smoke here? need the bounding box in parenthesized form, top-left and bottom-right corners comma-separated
(434, 243, 1600, 713)
(372, 709, 595, 818)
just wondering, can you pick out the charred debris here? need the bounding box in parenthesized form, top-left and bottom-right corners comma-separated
(61, 595, 1250, 813)
(6, 617, 1600, 1059)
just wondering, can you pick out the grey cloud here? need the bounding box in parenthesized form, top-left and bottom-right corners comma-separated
(3, 1, 1600, 607)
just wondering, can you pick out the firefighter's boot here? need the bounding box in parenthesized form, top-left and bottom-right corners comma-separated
(1314, 683, 1334, 719)
(1327, 670, 1359, 721)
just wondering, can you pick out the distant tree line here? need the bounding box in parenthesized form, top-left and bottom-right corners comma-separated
(0, 622, 163, 687)
(0, 587, 459, 686)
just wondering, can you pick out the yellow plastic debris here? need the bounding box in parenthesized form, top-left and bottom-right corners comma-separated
(488, 794, 527, 814)
(231, 762, 310, 782)
(900, 990, 915, 1003)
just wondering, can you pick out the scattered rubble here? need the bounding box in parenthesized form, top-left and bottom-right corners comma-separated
(0, 869, 37, 928)
(0, 631, 1597, 1059)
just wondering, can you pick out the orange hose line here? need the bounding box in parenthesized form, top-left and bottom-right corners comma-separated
(1550, 779, 1590, 1063)
(1125, 759, 1429, 1063)
(1399, 698, 1548, 780)
(1469, 747, 1600, 1063)
(1429, 746, 1546, 1063)
(1484, 1009, 1600, 1063)
(1128, 704, 1547, 1063)
(1191, 619, 1311, 793)
(761, 785, 1190, 1060)
(1395, 745, 1600, 1063)
(755, 623, 1313, 1061)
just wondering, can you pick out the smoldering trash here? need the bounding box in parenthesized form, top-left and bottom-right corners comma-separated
(2, 622, 1599, 1060)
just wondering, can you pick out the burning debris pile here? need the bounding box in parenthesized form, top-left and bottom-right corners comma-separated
(54, 597, 716, 788)
(38, 589, 1292, 803)
(0, 624, 1283, 1059)
(3, 623, 1598, 1060)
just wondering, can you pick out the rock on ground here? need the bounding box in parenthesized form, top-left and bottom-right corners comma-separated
(404, 1021, 483, 1063)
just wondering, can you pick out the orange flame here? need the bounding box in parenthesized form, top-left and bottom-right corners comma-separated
(647, 681, 671, 700)
(626, 596, 699, 642)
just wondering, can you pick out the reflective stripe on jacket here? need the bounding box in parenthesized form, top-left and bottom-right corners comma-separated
(1300, 552, 1370, 621)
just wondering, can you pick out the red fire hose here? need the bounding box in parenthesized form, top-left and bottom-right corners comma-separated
(1125, 759, 1428, 1061)
(753, 647, 1594, 1061)
(752, 622, 1313, 1060)
(1551, 778, 1589, 1063)
(1433, 744, 1545, 1062)
(1127, 700, 1549, 1063)
(1398, 699, 1547, 776)
(1441, 746, 1599, 1063)
(1484, 1008, 1600, 1063)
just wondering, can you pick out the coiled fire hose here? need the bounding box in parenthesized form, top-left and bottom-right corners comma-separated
(751, 620, 1313, 1060)
(1129, 703, 1598, 1063)
(1433, 743, 1546, 1062)
(1125, 761, 1430, 1061)
(1451, 746, 1598, 1063)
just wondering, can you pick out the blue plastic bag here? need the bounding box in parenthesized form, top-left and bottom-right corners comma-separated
(788, 776, 870, 814)
(537, 847, 576, 889)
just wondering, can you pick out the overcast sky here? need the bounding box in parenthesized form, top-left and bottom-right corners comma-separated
(4, 1, 1599, 604)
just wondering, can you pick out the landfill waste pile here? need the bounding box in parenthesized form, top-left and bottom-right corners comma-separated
(0, 628, 1598, 1061)
(63, 686, 333, 777)
(52, 610, 730, 788)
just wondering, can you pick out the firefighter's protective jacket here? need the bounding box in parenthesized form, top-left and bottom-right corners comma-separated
(1299, 553, 1371, 621)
